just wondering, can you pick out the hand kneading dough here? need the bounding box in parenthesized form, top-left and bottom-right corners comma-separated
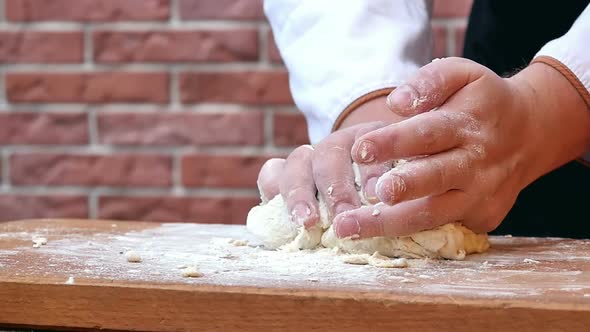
(247, 163, 489, 260)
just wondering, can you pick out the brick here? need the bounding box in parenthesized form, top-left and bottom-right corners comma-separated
(180, 71, 293, 104)
(6, 0, 170, 22)
(94, 29, 258, 63)
(0, 112, 88, 145)
(0, 195, 88, 221)
(6, 72, 169, 103)
(273, 112, 309, 146)
(0, 31, 83, 63)
(10, 153, 172, 187)
(98, 111, 263, 146)
(99, 195, 260, 224)
(180, 0, 263, 20)
(182, 154, 271, 188)
(431, 26, 448, 59)
(433, 0, 473, 18)
(455, 26, 467, 57)
(267, 31, 282, 63)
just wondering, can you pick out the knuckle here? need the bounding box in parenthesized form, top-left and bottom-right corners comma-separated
(312, 158, 332, 184)
(431, 160, 448, 188)
(288, 145, 313, 162)
(283, 184, 313, 204)
(361, 163, 390, 180)
(413, 68, 440, 95)
(354, 122, 384, 139)
(415, 124, 438, 151)
(258, 158, 285, 181)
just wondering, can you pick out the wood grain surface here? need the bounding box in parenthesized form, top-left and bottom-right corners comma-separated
(1, 219, 590, 331)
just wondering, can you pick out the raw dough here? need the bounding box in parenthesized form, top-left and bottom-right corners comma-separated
(181, 265, 203, 278)
(342, 254, 370, 265)
(342, 252, 409, 268)
(125, 250, 142, 263)
(32, 237, 47, 248)
(229, 239, 249, 246)
(368, 252, 408, 268)
(247, 162, 490, 260)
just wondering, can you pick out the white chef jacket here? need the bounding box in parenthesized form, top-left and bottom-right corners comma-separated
(265, 0, 590, 150)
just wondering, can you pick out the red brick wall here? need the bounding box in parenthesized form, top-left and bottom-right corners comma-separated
(0, 0, 471, 223)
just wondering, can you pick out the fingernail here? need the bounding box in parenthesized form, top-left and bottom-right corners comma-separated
(334, 203, 355, 216)
(291, 202, 312, 226)
(334, 214, 361, 238)
(354, 140, 376, 163)
(376, 173, 405, 204)
(364, 177, 379, 203)
(387, 85, 418, 113)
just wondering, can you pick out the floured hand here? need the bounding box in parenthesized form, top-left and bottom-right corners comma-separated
(340, 57, 590, 239)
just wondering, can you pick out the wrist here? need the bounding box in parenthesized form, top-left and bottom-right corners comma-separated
(337, 95, 408, 130)
(509, 62, 590, 186)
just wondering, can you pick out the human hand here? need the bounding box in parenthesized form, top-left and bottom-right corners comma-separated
(256, 122, 391, 229)
(334, 57, 590, 239)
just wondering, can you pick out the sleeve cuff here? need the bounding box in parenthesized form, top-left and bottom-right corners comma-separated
(531, 56, 590, 109)
(531, 55, 590, 166)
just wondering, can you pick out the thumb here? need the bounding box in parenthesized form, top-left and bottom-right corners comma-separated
(387, 57, 488, 117)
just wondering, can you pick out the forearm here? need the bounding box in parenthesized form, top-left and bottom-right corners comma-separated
(510, 62, 590, 186)
(338, 96, 408, 129)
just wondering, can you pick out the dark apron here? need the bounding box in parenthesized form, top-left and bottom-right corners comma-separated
(462, 0, 590, 238)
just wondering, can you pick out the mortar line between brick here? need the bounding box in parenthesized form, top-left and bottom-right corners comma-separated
(3, 63, 280, 71)
(0, 0, 5, 22)
(3, 145, 292, 155)
(6, 186, 259, 197)
(447, 25, 457, 57)
(171, 153, 185, 195)
(263, 107, 274, 149)
(88, 108, 99, 145)
(258, 23, 269, 65)
(0, 68, 6, 108)
(88, 193, 98, 219)
(431, 18, 468, 27)
(83, 25, 93, 68)
(167, 0, 180, 108)
(169, 69, 180, 108)
(170, 0, 180, 26)
(0, 21, 263, 30)
(0, 103, 281, 113)
(1, 148, 11, 190)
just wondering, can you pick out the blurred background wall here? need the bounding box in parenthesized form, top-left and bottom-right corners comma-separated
(0, 0, 471, 223)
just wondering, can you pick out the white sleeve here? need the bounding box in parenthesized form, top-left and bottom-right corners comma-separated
(264, 0, 433, 144)
(535, 4, 590, 160)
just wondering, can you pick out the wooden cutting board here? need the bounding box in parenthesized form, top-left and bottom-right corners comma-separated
(1, 219, 589, 331)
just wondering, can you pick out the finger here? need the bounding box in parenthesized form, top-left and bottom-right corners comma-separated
(352, 123, 391, 204)
(376, 149, 474, 205)
(386, 57, 488, 117)
(357, 163, 391, 204)
(257, 158, 286, 202)
(352, 110, 465, 164)
(280, 145, 320, 229)
(333, 190, 469, 239)
(312, 128, 361, 218)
